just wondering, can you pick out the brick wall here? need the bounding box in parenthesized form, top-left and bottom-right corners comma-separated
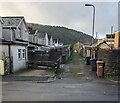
(97, 49, 120, 76)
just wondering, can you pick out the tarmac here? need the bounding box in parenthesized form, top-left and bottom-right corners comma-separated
(2, 54, 119, 101)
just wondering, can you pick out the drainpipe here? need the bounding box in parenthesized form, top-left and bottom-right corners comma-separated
(9, 27, 12, 74)
(8, 44, 12, 74)
(111, 26, 113, 49)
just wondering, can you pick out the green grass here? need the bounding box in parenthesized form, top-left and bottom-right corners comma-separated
(66, 53, 81, 64)
(65, 52, 91, 78)
(70, 68, 80, 78)
(79, 55, 91, 71)
(80, 56, 86, 64)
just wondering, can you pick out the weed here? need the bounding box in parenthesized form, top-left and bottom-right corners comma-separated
(66, 53, 81, 64)
(55, 68, 64, 76)
(70, 68, 80, 78)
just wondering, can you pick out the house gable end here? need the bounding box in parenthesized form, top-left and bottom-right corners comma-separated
(2, 16, 24, 27)
(0, 17, 3, 24)
(97, 41, 112, 50)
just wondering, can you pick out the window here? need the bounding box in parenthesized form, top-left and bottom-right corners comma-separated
(22, 49, 25, 59)
(18, 49, 25, 60)
(18, 49, 21, 59)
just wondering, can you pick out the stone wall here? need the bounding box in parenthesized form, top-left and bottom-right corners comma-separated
(97, 49, 120, 76)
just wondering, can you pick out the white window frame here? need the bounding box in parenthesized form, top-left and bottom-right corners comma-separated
(18, 49, 21, 60)
(22, 49, 25, 59)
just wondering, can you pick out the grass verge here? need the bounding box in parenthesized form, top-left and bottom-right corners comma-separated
(70, 68, 80, 78)
(66, 53, 81, 64)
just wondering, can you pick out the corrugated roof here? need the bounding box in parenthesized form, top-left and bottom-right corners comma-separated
(2, 16, 24, 27)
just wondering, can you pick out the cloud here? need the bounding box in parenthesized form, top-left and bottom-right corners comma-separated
(0, 2, 118, 38)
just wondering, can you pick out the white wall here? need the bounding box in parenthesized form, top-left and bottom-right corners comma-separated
(38, 38, 45, 45)
(50, 36, 53, 46)
(2, 45, 9, 56)
(45, 33, 49, 46)
(0, 20, 2, 59)
(1, 18, 28, 73)
(17, 20, 29, 41)
(55, 40, 59, 47)
(29, 35, 34, 43)
(2, 29, 11, 41)
(33, 36, 38, 44)
(11, 45, 27, 72)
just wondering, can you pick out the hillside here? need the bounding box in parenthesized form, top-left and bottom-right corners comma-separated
(27, 23, 92, 45)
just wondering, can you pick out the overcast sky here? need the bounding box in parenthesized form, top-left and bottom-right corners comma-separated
(0, 2, 118, 38)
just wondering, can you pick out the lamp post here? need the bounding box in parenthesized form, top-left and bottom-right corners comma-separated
(85, 3, 95, 59)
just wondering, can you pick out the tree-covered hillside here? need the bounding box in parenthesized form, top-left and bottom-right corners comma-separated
(27, 23, 92, 45)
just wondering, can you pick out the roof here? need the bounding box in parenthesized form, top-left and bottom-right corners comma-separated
(0, 17, 3, 24)
(38, 32, 46, 38)
(95, 41, 112, 49)
(83, 45, 92, 48)
(28, 29, 36, 35)
(2, 16, 24, 27)
(92, 39, 104, 47)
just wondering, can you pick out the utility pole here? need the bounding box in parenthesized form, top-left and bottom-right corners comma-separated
(85, 3, 95, 58)
(111, 26, 113, 47)
(96, 32, 98, 39)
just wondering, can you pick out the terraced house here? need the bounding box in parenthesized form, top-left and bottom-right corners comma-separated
(1, 16, 29, 74)
(28, 27, 51, 51)
(0, 16, 65, 75)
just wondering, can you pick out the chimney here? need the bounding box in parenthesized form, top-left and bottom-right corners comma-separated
(114, 31, 120, 48)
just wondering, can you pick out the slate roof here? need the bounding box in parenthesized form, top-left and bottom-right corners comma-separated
(2, 16, 24, 27)
(38, 32, 46, 38)
(0, 17, 3, 23)
(28, 29, 36, 35)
